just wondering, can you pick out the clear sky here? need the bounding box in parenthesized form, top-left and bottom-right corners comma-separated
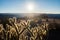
(0, 0, 60, 13)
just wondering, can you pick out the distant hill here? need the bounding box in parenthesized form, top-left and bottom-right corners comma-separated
(0, 13, 23, 18)
(0, 13, 60, 19)
(47, 14, 60, 19)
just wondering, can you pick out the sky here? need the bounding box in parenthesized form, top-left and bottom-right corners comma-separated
(0, 0, 60, 13)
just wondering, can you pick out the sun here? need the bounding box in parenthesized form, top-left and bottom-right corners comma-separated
(26, 3, 34, 12)
(27, 4, 34, 11)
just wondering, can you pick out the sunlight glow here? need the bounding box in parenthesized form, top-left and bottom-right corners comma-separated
(26, 3, 35, 12)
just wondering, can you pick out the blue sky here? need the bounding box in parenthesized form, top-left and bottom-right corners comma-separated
(0, 0, 60, 13)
